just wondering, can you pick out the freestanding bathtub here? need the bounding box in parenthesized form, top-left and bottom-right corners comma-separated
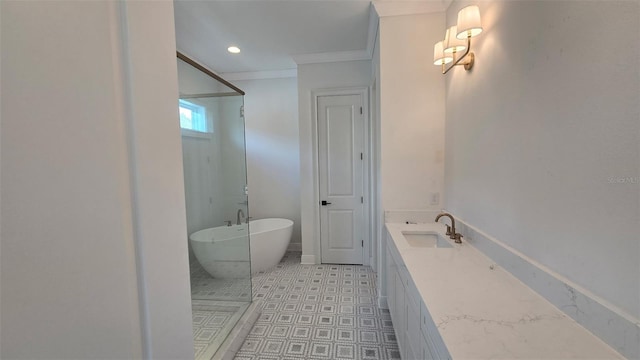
(190, 218, 293, 278)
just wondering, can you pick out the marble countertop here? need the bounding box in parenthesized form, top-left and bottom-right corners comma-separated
(385, 222, 623, 359)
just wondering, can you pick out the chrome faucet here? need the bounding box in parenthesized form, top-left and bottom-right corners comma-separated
(435, 212, 463, 243)
(236, 209, 245, 225)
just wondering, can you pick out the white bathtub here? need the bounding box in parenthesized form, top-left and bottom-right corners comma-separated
(190, 218, 293, 278)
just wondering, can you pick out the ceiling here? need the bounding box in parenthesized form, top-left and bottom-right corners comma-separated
(174, 0, 374, 75)
(173, 0, 451, 76)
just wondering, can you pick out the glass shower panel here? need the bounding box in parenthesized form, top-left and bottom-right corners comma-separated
(183, 94, 251, 302)
(177, 56, 250, 360)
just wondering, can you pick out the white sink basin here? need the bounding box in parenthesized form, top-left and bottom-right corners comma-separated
(401, 231, 453, 248)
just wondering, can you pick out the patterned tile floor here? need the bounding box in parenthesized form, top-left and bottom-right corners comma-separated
(234, 251, 400, 360)
(192, 302, 247, 359)
(190, 259, 252, 359)
(191, 259, 252, 302)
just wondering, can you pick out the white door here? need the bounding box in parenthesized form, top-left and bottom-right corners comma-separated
(317, 94, 364, 264)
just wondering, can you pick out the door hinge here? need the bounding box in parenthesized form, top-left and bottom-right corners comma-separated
(360, 106, 363, 114)
(361, 240, 364, 247)
(240, 105, 244, 118)
(361, 196, 363, 203)
(360, 153, 363, 160)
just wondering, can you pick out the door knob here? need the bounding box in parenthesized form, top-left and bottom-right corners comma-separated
(321, 200, 332, 206)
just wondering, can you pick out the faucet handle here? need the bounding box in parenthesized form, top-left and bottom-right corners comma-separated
(445, 224, 452, 235)
(453, 233, 463, 244)
(225, 220, 232, 226)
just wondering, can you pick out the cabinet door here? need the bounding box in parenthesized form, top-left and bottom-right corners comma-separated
(405, 336, 419, 360)
(394, 269, 406, 357)
(420, 335, 435, 360)
(386, 247, 396, 320)
(406, 292, 422, 356)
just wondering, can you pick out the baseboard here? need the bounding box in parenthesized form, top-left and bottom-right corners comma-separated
(378, 296, 388, 310)
(454, 216, 640, 359)
(300, 254, 317, 265)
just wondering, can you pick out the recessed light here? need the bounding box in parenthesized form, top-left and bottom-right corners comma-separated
(227, 46, 241, 54)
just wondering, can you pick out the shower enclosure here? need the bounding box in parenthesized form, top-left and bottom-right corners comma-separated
(177, 53, 251, 360)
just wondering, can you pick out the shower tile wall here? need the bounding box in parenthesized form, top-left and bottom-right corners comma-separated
(234, 252, 400, 360)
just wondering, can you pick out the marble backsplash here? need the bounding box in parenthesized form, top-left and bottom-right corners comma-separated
(384, 210, 443, 224)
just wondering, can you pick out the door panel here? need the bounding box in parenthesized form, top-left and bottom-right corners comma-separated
(318, 94, 364, 264)
(328, 210, 354, 249)
(327, 107, 354, 196)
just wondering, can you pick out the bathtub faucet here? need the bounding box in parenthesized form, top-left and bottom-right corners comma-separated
(236, 209, 245, 225)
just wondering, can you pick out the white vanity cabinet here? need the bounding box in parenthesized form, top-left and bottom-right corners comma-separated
(383, 223, 622, 360)
(385, 229, 450, 360)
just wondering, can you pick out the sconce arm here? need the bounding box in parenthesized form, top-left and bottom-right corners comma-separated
(442, 37, 474, 74)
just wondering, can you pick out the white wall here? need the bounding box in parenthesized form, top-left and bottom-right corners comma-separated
(379, 13, 446, 212)
(297, 60, 372, 263)
(445, 0, 639, 322)
(1, 1, 193, 358)
(373, 10, 447, 308)
(234, 77, 302, 246)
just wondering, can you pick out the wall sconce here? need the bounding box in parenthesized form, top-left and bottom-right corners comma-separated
(433, 5, 483, 74)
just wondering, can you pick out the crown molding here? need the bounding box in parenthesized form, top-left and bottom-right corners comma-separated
(292, 49, 371, 65)
(372, 0, 448, 17)
(221, 69, 297, 81)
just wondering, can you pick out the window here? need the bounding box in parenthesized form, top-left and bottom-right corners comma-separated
(179, 99, 208, 132)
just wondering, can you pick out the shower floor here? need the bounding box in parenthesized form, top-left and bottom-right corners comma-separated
(192, 300, 250, 359)
(190, 259, 252, 359)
